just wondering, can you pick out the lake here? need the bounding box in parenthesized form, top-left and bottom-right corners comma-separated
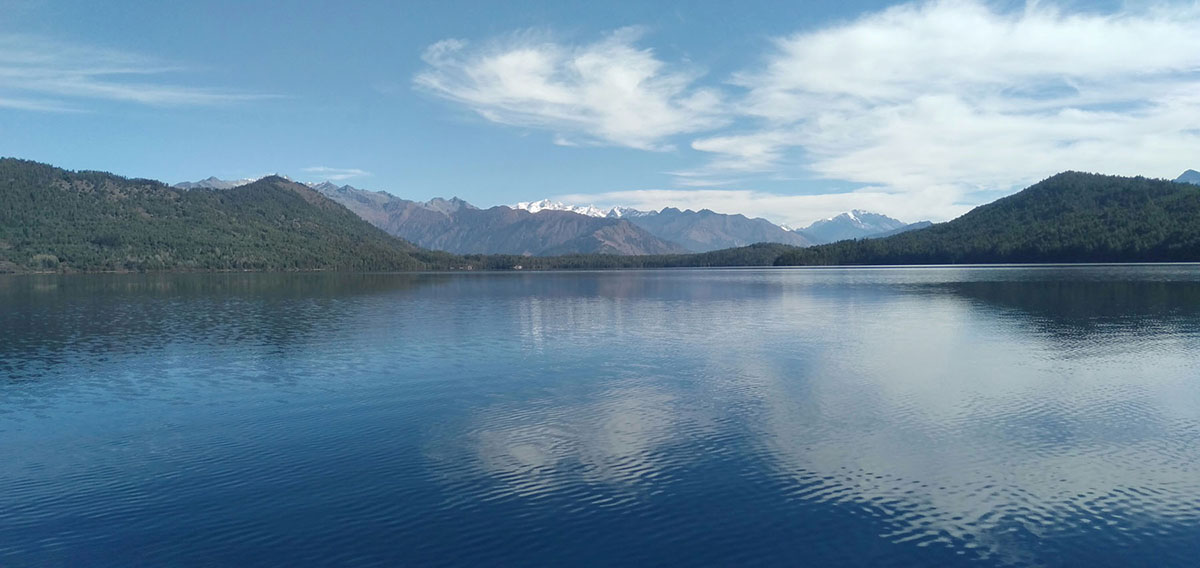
(2, 267, 1199, 566)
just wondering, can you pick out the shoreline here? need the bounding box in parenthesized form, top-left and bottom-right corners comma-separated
(3, 260, 1199, 277)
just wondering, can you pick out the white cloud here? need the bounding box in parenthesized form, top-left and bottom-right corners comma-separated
(414, 27, 728, 150)
(0, 34, 276, 111)
(301, 166, 371, 181)
(692, 0, 1200, 195)
(422, 2, 1200, 221)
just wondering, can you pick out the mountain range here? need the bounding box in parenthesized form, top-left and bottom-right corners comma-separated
(303, 182, 686, 256)
(7, 158, 1199, 273)
(174, 177, 919, 253)
(507, 199, 925, 248)
(510, 199, 813, 250)
(620, 207, 815, 250)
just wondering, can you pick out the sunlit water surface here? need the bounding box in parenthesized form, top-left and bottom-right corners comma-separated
(2, 267, 1199, 566)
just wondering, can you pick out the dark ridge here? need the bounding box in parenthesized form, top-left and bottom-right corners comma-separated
(776, 171, 1200, 266)
(0, 158, 429, 272)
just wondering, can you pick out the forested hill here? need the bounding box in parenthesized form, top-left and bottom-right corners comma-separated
(6, 160, 1199, 273)
(775, 172, 1200, 266)
(461, 242, 798, 270)
(0, 159, 434, 272)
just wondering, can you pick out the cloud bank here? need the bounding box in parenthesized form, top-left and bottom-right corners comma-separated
(705, 0, 1200, 192)
(417, 1, 1200, 223)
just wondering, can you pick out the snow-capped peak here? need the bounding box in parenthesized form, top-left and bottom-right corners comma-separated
(511, 199, 656, 218)
(307, 181, 344, 192)
(808, 210, 907, 233)
(822, 209, 870, 224)
(607, 206, 652, 218)
(513, 199, 612, 218)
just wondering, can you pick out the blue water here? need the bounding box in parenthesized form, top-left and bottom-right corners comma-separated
(2, 267, 1199, 566)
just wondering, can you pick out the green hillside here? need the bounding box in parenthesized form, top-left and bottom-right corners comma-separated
(6, 160, 1198, 273)
(0, 158, 431, 272)
(776, 172, 1200, 266)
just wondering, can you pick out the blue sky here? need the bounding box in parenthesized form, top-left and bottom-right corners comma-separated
(1, 0, 1197, 226)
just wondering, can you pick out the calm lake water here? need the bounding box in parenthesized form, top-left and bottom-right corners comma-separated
(2, 267, 1199, 567)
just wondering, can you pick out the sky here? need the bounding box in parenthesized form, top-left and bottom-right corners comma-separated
(1, 0, 1198, 227)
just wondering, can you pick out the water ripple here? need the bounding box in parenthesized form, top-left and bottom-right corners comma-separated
(2, 268, 1200, 566)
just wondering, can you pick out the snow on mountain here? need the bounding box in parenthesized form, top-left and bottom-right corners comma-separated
(174, 181, 912, 251)
(606, 206, 652, 218)
(512, 199, 657, 219)
(813, 210, 905, 232)
(797, 210, 911, 244)
(512, 199, 615, 218)
(307, 181, 343, 193)
(309, 187, 682, 256)
(509, 199, 811, 251)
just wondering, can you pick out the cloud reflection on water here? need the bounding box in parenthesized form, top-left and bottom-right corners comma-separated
(444, 268, 1200, 563)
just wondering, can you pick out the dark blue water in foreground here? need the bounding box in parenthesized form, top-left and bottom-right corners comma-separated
(2, 267, 1199, 567)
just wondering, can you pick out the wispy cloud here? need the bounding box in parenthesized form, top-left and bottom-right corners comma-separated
(0, 34, 277, 112)
(414, 27, 728, 151)
(0, 95, 81, 113)
(302, 166, 371, 181)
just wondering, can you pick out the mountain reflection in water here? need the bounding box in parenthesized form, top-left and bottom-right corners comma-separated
(2, 267, 1198, 566)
